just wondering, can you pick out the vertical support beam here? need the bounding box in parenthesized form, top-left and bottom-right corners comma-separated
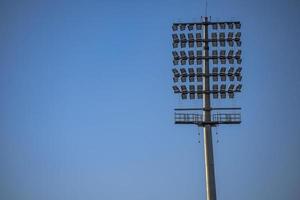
(202, 17, 217, 200)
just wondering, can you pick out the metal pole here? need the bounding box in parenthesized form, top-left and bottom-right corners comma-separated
(202, 16, 217, 200)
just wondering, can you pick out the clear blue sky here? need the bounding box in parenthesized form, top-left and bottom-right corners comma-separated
(0, 0, 299, 200)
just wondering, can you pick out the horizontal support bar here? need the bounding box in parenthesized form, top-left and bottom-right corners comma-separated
(173, 38, 241, 43)
(174, 56, 241, 60)
(177, 90, 241, 94)
(174, 107, 241, 111)
(173, 21, 240, 26)
(174, 73, 242, 77)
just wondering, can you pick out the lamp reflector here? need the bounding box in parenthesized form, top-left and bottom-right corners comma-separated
(213, 84, 218, 99)
(197, 85, 203, 99)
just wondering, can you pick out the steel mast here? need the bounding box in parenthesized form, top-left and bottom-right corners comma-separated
(171, 18, 243, 200)
(202, 16, 217, 200)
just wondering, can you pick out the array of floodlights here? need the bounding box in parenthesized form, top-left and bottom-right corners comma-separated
(172, 49, 241, 65)
(172, 84, 242, 99)
(172, 67, 242, 82)
(172, 32, 241, 49)
(171, 21, 242, 100)
(172, 22, 241, 32)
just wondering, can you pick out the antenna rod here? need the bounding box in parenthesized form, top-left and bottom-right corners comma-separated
(205, 0, 208, 17)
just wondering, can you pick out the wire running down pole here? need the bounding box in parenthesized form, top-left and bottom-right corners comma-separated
(202, 16, 217, 200)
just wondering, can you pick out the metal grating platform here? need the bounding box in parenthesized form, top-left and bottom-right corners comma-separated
(175, 112, 241, 126)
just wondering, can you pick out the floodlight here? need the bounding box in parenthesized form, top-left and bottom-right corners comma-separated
(211, 33, 217, 47)
(196, 33, 202, 47)
(228, 84, 235, 98)
(220, 50, 226, 64)
(180, 51, 187, 65)
(181, 85, 187, 93)
(212, 50, 218, 56)
(236, 50, 241, 58)
(172, 68, 180, 82)
(172, 34, 179, 43)
(212, 23, 218, 30)
(235, 84, 242, 92)
(212, 50, 218, 64)
(227, 32, 233, 46)
(212, 67, 218, 81)
(188, 33, 195, 48)
(228, 50, 234, 64)
(213, 84, 218, 98)
(228, 67, 234, 81)
(180, 68, 187, 82)
(220, 67, 226, 81)
(188, 24, 194, 31)
(235, 32, 241, 47)
(188, 50, 195, 65)
(219, 32, 225, 46)
(220, 84, 226, 98)
(211, 32, 217, 38)
(180, 34, 187, 48)
(196, 50, 203, 65)
(172, 34, 179, 48)
(237, 59, 242, 64)
(197, 85, 203, 99)
(188, 33, 194, 41)
(172, 24, 178, 31)
(180, 51, 187, 59)
(172, 51, 179, 58)
(180, 24, 186, 31)
(235, 67, 242, 81)
(228, 84, 234, 91)
(235, 67, 242, 75)
(228, 50, 234, 58)
(196, 24, 202, 30)
(234, 22, 241, 29)
(172, 85, 180, 93)
(188, 68, 195, 82)
(173, 77, 179, 82)
(227, 22, 234, 29)
(173, 43, 179, 48)
(219, 32, 225, 39)
(219, 23, 226, 29)
(196, 67, 203, 82)
(220, 50, 226, 58)
(190, 85, 196, 99)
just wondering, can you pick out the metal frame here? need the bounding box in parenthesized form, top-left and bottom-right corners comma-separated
(171, 17, 243, 200)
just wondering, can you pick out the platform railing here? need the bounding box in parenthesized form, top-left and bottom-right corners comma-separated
(175, 112, 241, 126)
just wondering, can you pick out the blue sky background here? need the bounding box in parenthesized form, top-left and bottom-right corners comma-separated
(0, 0, 299, 200)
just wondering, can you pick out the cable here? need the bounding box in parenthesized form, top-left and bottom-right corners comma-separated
(198, 126, 201, 143)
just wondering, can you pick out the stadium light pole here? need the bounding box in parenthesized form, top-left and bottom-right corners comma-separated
(202, 16, 216, 200)
(171, 17, 243, 200)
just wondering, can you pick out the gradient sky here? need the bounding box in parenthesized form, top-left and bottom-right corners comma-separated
(0, 0, 299, 200)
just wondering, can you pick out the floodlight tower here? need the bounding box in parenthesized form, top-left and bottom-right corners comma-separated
(171, 17, 243, 200)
